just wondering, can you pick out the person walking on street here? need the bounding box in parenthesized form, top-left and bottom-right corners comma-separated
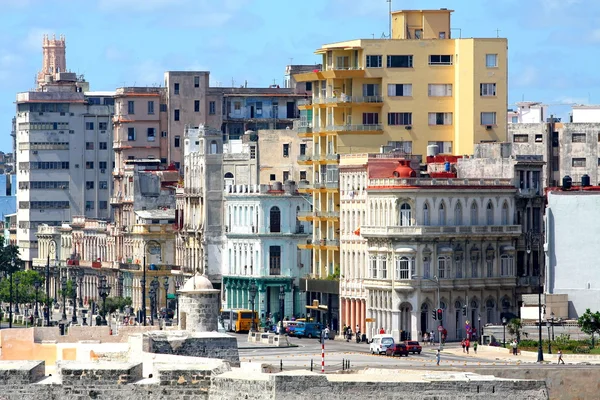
(511, 339, 518, 355)
(465, 338, 470, 354)
(461, 339, 466, 353)
(430, 331, 435, 346)
(473, 341, 478, 354)
(558, 350, 565, 364)
(436, 349, 441, 366)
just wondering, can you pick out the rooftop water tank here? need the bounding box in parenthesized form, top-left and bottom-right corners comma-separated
(562, 175, 572, 190)
(581, 174, 591, 187)
(427, 144, 439, 157)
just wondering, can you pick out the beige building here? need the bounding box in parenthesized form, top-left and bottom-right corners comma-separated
(258, 127, 313, 184)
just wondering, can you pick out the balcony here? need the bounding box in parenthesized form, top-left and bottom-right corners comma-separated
(317, 153, 339, 164)
(298, 125, 313, 138)
(324, 124, 383, 135)
(364, 276, 518, 290)
(297, 153, 314, 165)
(297, 211, 315, 221)
(368, 177, 515, 188)
(130, 224, 176, 235)
(298, 180, 312, 193)
(325, 239, 340, 249)
(297, 99, 312, 109)
(360, 225, 522, 238)
(321, 66, 365, 79)
(313, 95, 383, 107)
(298, 239, 314, 250)
(517, 187, 542, 197)
(316, 211, 339, 221)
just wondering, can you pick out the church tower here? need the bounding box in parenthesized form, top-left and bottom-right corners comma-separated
(36, 34, 67, 87)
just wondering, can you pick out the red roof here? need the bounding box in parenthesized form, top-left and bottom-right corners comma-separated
(368, 158, 416, 179)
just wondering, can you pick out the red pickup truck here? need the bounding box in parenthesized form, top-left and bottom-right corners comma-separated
(403, 340, 422, 354)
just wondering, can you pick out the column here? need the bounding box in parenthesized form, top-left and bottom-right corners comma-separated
(410, 311, 419, 341)
(350, 299, 356, 332)
(356, 299, 362, 333)
(361, 300, 366, 334)
(343, 298, 350, 329)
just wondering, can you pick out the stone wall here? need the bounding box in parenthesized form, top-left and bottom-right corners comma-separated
(178, 290, 220, 332)
(31, 325, 157, 343)
(143, 331, 240, 367)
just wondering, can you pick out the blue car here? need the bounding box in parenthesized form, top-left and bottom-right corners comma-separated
(291, 322, 322, 338)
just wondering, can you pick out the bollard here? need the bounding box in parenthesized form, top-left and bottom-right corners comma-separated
(280, 359, 283, 372)
(342, 358, 345, 371)
(311, 359, 313, 371)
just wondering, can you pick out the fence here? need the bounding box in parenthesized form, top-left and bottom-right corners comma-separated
(263, 358, 352, 374)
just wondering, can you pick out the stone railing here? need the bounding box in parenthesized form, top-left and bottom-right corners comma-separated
(360, 225, 522, 236)
(369, 177, 514, 187)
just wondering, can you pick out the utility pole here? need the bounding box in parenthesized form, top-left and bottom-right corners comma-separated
(387, 0, 392, 39)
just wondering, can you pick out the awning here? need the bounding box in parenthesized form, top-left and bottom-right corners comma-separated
(438, 246, 454, 254)
(395, 247, 416, 254)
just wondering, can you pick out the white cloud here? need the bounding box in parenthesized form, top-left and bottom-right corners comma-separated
(97, 0, 187, 12)
(542, 0, 582, 11)
(512, 65, 539, 87)
(553, 96, 589, 105)
(129, 59, 165, 86)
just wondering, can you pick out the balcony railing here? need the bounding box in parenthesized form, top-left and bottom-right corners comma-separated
(298, 125, 313, 134)
(298, 99, 312, 107)
(325, 65, 362, 71)
(325, 124, 383, 132)
(361, 225, 522, 237)
(368, 178, 515, 187)
(313, 95, 383, 105)
(298, 154, 313, 162)
(326, 239, 340, 247)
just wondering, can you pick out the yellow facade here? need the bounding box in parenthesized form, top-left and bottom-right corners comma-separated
(295, 9, 507, 279)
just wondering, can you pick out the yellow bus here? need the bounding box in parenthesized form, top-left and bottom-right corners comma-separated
(220, 309, 258, 332)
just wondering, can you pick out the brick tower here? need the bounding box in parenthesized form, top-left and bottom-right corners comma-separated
(36, 34, 67, 87)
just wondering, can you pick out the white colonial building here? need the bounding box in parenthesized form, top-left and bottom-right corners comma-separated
(222, 182, 312, 324)
(340, 154, 522, 341)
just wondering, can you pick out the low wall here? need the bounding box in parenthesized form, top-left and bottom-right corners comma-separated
(143, 331, 240, 367)
(32, 325, 156, 343)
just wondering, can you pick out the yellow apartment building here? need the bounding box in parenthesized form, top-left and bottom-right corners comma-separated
(295, 9, 507, 331)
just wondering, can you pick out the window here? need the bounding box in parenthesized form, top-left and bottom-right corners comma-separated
(438, 256, 448, 279)
(428, 84, 452, 97)
(500, 255, 514, 276)
(85, 122, 94, 130)
(160, 103, 167, 112)
(194, 100, 200, 112)
(501, 202, 509, 225)
(428, 55, 453, 65)
(480, 112, 497, 125)
(86, 162, 94, 169)
(147, 128, 155, 141)
(99, 201, 108, 210)
(209, 101, 216, 115)
(480, 83, 497, 96)
(300, 171, 307, 180)
(486, 54, 498, 67)
(370, 256, 378, 278)
(209, 140, 218, 154)
(127, 127, 135, 141)
(486, 201, 494, 225)
(306, 82, 313, 91)
(512, 116, 519, 123)
(388, 112, 412, 125)
(86, 181, 94, 190)
(266, 246, 281, 275)
(148, 101, 154, 114)
(396, 257, 411, 280)
(415, 29, 423, 39)
(572, 158, 586, 167)
(174, 109, 180, 121)
(471, 258, 478, 278)
(439, 32, 446, 39)
(572, 133, 586, 143)
(99, 181, 108, 189)
(269, 206, 281, 233)
(174, 136, 180, 148)
(269, 174, 276, 181)
(428, 112, 453, 125)
(513, 134, 528, 143)
(387, 55, 413, 68)
(300, 143, 307, 155)
(85, 142, 94, 150)
(283, 171, 289, 182)
(250, 146, 256, 159)
(98, 142, 107, 150)
(387, 84, 412, 97)
(362, 84, 379, 97)
(194, 76, 200, 88)
(454, 202, 463, 225)
(99, 161, 107, 169)
(283, 143, 290, 157)
(423, 256, 431, 278)
(366, 55, 382, 68)
(99, 122, 107, 130)
(85, 201, 94, 210)
(362, 113, 379, 125)
(438, 202, 446, 225)
(423, 203, 430, 226)
(535, 134, 543, 142)
(399, 203, 412, 226)
(487, 260, 494, 277)
(470, 202, 478, 225)
(234, 101, 241, 111)
(127, 101, 134, 114)
(174, 83, 180, 95)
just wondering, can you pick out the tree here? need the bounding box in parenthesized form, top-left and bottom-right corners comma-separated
(104, 297, 133, 314)
(0, 270, 42, 304)
(507, 318, 528, 342)
(577, 308, 600, 348)
(58, 279, 76, 299)
(0, 239, 25, 277)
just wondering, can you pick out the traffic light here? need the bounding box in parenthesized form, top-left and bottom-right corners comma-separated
(432, 310, 437, 320)
(462, 305, 467, 317)
(436, 308, 443, 321)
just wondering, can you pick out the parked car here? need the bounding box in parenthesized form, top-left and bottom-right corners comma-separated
(403, 340, 422, 354)
(386, 343, 409, 357)
(370, 334, 395, 355)
(290, 322, 322, 338)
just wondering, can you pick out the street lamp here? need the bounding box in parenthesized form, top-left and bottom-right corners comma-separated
(14, 276, 20, 315)
(71, 269, 79, 324)
(53, 268, 60, 307)
(45, 240, 56, 327)
(149, 287, 156, 325)
(118, 273, 124, 298)
(175, 282, 181, 322)
(279, 285, 285, 333)
(249, 280, 257, 332)
(547, 311, 556, 354)
(33, 278, 42, 320)
(142, 240, 161, 326)
(151, 276, 159, 323)
(163, 276, 169, 317)
(61, 274, 68, 321)
(478, 314, 482, 344)
(549, 312, 555, 341)
(502, 317, 507, 347)
(77, 269, 85, 308)
(8, 260, 14, 328)
(98, 275, 111, 325)
(527, 230, 544, 362)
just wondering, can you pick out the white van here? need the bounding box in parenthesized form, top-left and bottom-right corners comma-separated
(369, 334, 395, 355)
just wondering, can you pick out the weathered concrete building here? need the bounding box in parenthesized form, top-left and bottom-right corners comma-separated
(258, 127, 313, 184)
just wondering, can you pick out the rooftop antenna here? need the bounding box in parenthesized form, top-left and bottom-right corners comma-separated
(496, 28, 501, 38)
(387, 0, 392, 39)
(289, 58, 294, 65)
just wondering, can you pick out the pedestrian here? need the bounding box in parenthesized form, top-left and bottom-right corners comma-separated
(423, 332, 429, 345)
(379, 327, 385, 334)
(436, 349, 441, 366)
(511, 339, 518, 356)
(473, 341, 478, 354)
(558, 349, 565, 364)
(430, 331, 435, 345)
(465, 338, 470, 354)
(324, 326, 330, 340)
(461, 339, 466, 353)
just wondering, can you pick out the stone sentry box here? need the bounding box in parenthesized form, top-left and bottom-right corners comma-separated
(177, 273, 220, 332)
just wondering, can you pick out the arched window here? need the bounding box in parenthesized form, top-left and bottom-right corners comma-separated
(399, 203, 412, 226)
(454, 201, 463, 226)
(269, 206, 281, 233)
(438, 202, 446, 226)
(423, 203, 430, 226)
(501, 201, 509, 225)
(500, 254, 514, 276)
(486, 299, 495, 324)
(437, 256, 449, 279)
(224, 172, 234, 188)
(470, 201, 478, 225)
(486, 201, 494, 225)
(210, 140, 218, 154)
(396, 256, 411, 279)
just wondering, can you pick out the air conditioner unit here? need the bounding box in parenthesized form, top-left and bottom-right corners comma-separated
(69, 130, 75, 134)
(60, 185, 67, 189)
(32, 150, 38, 154)
(486, 125, 492, 130)
(60, 112, 66, 116)
(39, 112, 44, 115)
(405, 125, 412, 130)
(70, 113, 74, 116)
(101, 169, 106, 173)
(100, 130, 106, 134)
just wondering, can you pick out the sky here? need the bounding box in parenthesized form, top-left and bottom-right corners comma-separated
(0, 0, 599, 152)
